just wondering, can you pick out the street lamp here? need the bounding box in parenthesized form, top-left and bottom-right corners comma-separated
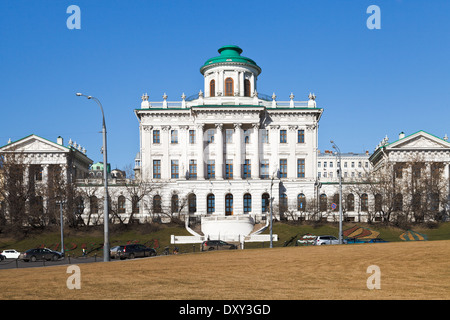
(331, 140, 343, 244)
(56, 200, 66, 257)
(76, 92, 110, 261)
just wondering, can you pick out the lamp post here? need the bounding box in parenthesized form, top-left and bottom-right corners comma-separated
(331, 140, 343, 244)
(56, 200, 66, 257)
(76, 93, 110, 261)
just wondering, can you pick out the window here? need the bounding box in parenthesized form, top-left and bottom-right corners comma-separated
(171, 160, 179, 179)
(330, 162, 333, 168)
(361, 194, 368, 212)
(225, 194, 233, 215)
(132, 196, 140, 214)
(118, 195, 126, 214)
(207, 129, 215, 144)
(375, 194, 382, 212)
(243, 193, 252, 213)
(279, 159, 287, 178)
(297, 159, 305, 178)
(280, 130, 287, 143)
(207, 194, 215, 214)
(90, 196, 99, 214)
(225, 159, 233, 179)
(189, 130, 196, 144)
(297, 130, 305, 143)
(209, 79, 215, 97)
(153, 195, 162, 213)
(319, 194, 327, 212)
(261, 160, 269, 179)
(153, 130, 160, 144)
(243, 159, 251, 178)
(153, 160, 161, 179)
(207, 160, 215, 179)
(189, 160, 197, 179)
(244, 79, 251, 97)
(318, 161, 321, 168)
(188, 194, 196, 214)
(171, 130, 178, 144)
(225, 129, 233, 143)
(394, 193, 403, 211)
(279, 193, 288, 215)
(261, 129, 269, 143)
(262, 193, 270, 213)
(34, 166, 43, 181)
(333, 194, 340, 212)
(324, 162, 327, 168)
(351, 162, 355, 168)
(297, 194, 306, 211)
(171, 194, 179, 213)
(244, 129, 250, 144)
(225, 77, 234, 96)
(344, 162, 348, 168)
(347, 194, 355, 211)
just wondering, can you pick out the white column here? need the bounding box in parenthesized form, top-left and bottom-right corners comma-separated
(234, 123, 242, 179)
(196, 124, 205, 180)
(162, 125, 170, 180)
(269, 125, 279, 176)
(216, 124, 224, 179)
(288, 125, 297, 179)
(239, 72, 245, 97)
(251, 123, 260, 179)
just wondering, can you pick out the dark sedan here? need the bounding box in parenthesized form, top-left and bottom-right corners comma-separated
(117, 244, 156, 259)
(19, 248, 63, 262)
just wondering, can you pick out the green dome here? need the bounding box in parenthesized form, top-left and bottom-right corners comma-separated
(200, 45, 261, 75)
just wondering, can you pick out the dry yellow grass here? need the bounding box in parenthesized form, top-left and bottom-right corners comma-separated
(1, 240, 449, 300)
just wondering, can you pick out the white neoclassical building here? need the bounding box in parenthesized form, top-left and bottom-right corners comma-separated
(134, 45, 323, 242)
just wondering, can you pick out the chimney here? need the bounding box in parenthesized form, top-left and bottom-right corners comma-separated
(399, 132, 405, 139)
(57, 136, 64, 145)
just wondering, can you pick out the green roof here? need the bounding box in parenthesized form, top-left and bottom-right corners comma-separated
(200, 45, 261, 75)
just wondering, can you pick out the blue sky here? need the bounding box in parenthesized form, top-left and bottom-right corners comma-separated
(1, 0, 449, 170)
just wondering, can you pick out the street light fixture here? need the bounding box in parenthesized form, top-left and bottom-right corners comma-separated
(331, 140, 343, 244)
(76, 92, 110, 262)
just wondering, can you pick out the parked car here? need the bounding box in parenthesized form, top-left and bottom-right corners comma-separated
(110, 245, 125, 259)
(19, 248, 63, 262)
(117, 244, 156, 260)
(313, 235, 342, 245)
(201, 240, 238, 251)
(0, 254, 5, 261)
(1, 249, 21, 259)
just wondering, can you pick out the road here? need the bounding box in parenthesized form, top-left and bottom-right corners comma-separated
(0, 255, 104, 270)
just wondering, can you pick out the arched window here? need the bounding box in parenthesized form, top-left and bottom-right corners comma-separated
(394, 193, 403, 212)
(75, 196, 84, 215)
(118, 195, 126, 214)
(207, 194, 215, 214)
(347, 194, 355, 211)
(319, 194, 327, 212)
(188, 194, 196, 214)
(332, 194, 340, 212)
(244, 79, 251, 97)
(132, 196, 140, 214)
(279, 193, 288, 215)
(243, 193, 252, 213)
(153, 195, 162, 213)
(90, 196, 98, 214)
(262, 193, 270, 213)
(225, 77, 234, 96)
(375, 194, 382, 212)
(209, 79, 215, 97)
(171, 194, 179, 213)
(361, 194, 368, 212)
(297, 194, 306, 212)
(225, 194, 233, 215)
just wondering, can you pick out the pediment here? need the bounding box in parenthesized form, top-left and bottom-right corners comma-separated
(389, 132, 450, 150)
(0, 135, 67, 153)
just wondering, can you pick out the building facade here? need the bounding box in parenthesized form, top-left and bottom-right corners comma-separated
(134, 46, 322, 227)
